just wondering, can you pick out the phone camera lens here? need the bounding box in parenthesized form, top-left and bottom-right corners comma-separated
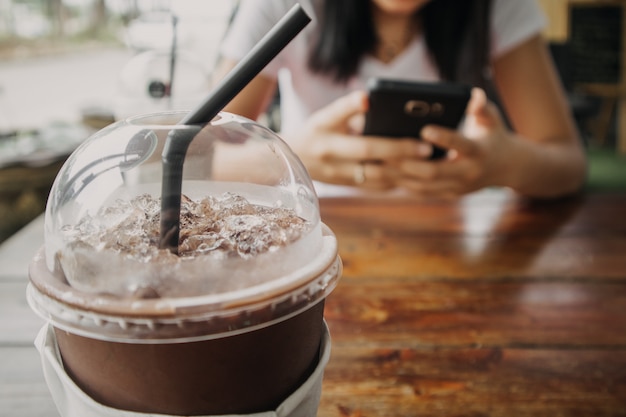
(430, 102, 444, 116)
(404, 100, 429, 117)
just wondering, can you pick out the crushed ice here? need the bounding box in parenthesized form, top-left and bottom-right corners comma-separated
(64, 193, 310, 262)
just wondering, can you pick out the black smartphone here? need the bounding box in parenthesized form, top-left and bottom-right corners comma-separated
(363, 78, 472, 160)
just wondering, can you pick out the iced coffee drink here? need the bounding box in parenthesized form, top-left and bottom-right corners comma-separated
(27, 112, 341, 416)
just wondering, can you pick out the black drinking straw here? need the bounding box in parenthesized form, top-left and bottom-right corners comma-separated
(158, 4, 311, 254)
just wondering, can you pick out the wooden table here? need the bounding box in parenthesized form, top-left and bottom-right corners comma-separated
(318, 189, 626, 416)
(2, 188, 626, 416)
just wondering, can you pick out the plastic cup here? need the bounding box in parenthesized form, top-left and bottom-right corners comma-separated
(27, 111, 341, 415)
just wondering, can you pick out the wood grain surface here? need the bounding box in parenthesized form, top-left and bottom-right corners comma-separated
(1, 189, 625, 416)
(317, 190, 626, 417)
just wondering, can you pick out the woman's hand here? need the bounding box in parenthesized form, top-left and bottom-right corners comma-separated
(287, 91, 433, 189)
(395, 88, 515, 198)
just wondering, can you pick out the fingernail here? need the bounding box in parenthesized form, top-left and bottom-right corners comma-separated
(414, 141, 433, 157)
(421, 126, 438, 139)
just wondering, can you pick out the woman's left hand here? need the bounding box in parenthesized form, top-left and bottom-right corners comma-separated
(395, 88, 515, 199)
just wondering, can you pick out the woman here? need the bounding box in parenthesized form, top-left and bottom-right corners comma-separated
(215, 0, 587, 199)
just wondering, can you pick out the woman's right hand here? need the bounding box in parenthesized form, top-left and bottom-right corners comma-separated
(286, 91, 433, 189)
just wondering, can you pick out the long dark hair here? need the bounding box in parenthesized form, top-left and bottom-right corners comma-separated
(308, 0, 492, 87)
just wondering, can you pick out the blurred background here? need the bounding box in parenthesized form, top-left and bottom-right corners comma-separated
(0, 0, 624, 244)
(0, 0, 237, 242)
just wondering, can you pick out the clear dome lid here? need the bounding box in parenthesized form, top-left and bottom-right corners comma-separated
(43, 111, 323, 300)
(27, 5, 341, 343)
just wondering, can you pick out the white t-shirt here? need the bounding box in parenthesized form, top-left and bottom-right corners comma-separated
(220, 0, 547, 136)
